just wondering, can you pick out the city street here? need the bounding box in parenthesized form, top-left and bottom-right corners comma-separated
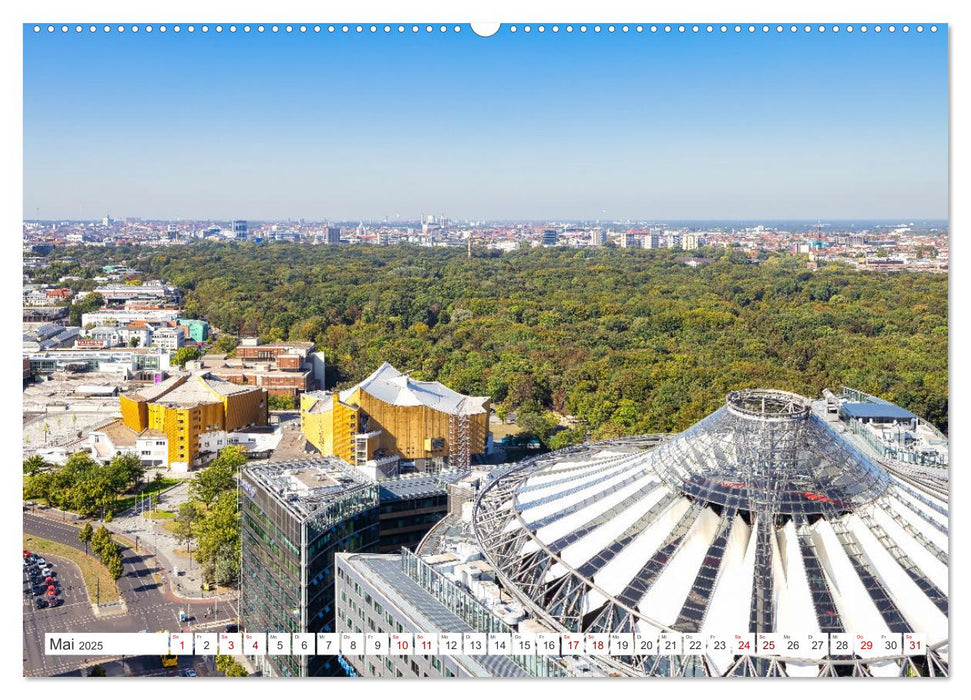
(23, 513, 238, 677)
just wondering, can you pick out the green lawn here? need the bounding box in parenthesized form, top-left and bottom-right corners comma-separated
(113, 478, 179, 513)
(142, 509, 175, 519)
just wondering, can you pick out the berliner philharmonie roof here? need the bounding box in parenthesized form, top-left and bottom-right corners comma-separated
(472, 390, 948, 677)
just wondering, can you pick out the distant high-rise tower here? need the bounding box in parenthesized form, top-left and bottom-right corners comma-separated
(590, 229, 607, 246)
(542, 229, 558, 246)
(231, 220, 248, 240)
(324, 226, 341, 244)
(642, 232, 661, 249)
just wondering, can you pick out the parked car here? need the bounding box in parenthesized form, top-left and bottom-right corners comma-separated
(34, 558, 47, 568)
(34, 597, 48, 609)
(48, 597, 62, 608)
(224, 624, 238, 633)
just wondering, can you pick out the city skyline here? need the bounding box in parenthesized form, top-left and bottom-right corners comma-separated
(24, 25, 947, 220)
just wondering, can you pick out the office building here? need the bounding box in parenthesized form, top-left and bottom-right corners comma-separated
(642, 232, 662, 249)
(151, 327, 185, 351)
(376, 475, 456, 553)
(177, 318, 210, 343)
(323, 226, 341, 245)
(681, 233, 707, 250)
(241, 458, 380, 677)
(231, 220, 248, 240)
(25, 347, 171, 377)
(335, 551, 568, 678)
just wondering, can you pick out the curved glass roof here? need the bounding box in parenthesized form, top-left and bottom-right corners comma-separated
(647, 390, 890, 516)
(471, 391, 948, 677)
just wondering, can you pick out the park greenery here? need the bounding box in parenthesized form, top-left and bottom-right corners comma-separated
(90, 524, 125, 579)
(216, 655, 249, 677)
(23, 452, 146, 518)
(267, 394, 297, 410)
(176, 446, 248, 587)
(68, 292, 103, 327)
(35, 243, 947, 445)
(171, 345, 201, 368)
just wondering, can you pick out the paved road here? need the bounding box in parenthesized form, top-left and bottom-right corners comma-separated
(23, 513, 238, 677)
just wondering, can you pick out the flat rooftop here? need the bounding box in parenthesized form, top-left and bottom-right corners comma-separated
(340, 553, 527, 678)
(244, 457, 371, 520)
(840, 402, 917, 421)
(378, 471, 468, 501)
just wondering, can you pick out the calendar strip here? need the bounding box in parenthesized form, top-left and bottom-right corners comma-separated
(41, 632, 928, 659)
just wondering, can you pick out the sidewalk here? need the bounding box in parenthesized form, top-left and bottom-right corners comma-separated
(25, 499, 237, 605)
(112, 480, 211, 597)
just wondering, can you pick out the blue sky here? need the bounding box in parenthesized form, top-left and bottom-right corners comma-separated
(23, 25, 948, 221)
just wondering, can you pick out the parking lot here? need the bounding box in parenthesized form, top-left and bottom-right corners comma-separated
(22, 552, 106, 677)
(23, 515, 241, 677)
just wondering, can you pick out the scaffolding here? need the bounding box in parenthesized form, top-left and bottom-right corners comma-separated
(448, 412, 472, 471)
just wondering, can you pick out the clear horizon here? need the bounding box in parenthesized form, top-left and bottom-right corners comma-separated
(24, 24, 948, 221)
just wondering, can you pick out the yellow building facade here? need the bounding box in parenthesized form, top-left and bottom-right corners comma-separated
(120, 372, 268, 470)
(301, 363, 489, 471)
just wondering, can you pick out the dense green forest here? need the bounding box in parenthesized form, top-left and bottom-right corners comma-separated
(39, 242, 948, 437)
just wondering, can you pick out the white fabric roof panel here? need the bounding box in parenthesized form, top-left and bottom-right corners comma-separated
(810, 520, 892, 639)
(517, 461, 645, 522)
(885, 496, 948, 552)
(532, 475, 664, 546)
(870, 506, 947, 594)
(775, 520, 821, 636)
(890, 484, 948, 529)
(558, 492, 687, 572)
(702, 515, 756, 675)
(845, 515, 946, 640)
(637, 506, 721, 627)
(591, 493, 688, 599)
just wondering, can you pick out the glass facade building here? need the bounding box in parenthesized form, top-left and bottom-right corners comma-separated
(376, 476, 454, 553)
(240, 459, 380, 677)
